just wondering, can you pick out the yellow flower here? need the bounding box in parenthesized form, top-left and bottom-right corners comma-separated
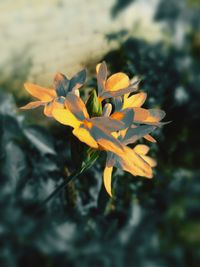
(96, 62, 139, 100)
(52, 93, 134, 153)
(20, 70, 86, 116)
(102, 107, 158, 196)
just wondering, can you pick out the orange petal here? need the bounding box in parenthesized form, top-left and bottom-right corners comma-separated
(72, 127, 98, 149)
(144, 134, 157, 143)
(123, 92, 147, 109)
(105, 72, 130, 91)
(103, 165, 113, 197)
(24, 83, 56, 102)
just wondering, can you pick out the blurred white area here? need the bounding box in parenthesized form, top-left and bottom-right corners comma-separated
(0, 0, 162, 85)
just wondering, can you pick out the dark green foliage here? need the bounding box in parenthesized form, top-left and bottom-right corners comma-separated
(0, 2, 200, 265)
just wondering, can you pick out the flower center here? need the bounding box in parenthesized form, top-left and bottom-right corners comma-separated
(83, 119, 93, 129)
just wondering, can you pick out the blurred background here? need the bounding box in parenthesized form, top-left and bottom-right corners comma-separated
(0, 0, 199, 266)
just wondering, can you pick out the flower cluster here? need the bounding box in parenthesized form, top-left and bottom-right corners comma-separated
(21, 62, 166, 196)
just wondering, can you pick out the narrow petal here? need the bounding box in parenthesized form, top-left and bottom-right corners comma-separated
(52, 108, 81, 128)
(65, 93, 89, 120)
(103, 165, 114, 197)
(20, 101, 45, 110)
(24, 83, 56, 101)
(123, 92, 147, 109)
(73, 126, 98, 149)
(134, 144, 150, 155)
(144, 134, 157, 143)
(105, 72, 129, 91)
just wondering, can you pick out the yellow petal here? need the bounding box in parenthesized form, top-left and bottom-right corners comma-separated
(72, 127, 98, 149)
(123, 92, 147, 109)
(144, 134, 157, 143)
(52, 108, 81, 128)
(24, 83, 56, 102)
(134, 144, 150, 155)
(105, 73, 130, 91)
(117, 146, 153, 178)
(103, 166, 113, 197)
(141, 155, 157, 167)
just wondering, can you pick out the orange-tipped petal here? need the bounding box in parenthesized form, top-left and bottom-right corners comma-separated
(123, 92, 147, 109)
(105, 72, 129, 91)
(52, 108, 81, 128)
(24, 83, 56, 102)
(103, 165, 113, 197)
(72, 127, 98, 149)
(65, 93, 89, 120)
(144, 134, 157, 143)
